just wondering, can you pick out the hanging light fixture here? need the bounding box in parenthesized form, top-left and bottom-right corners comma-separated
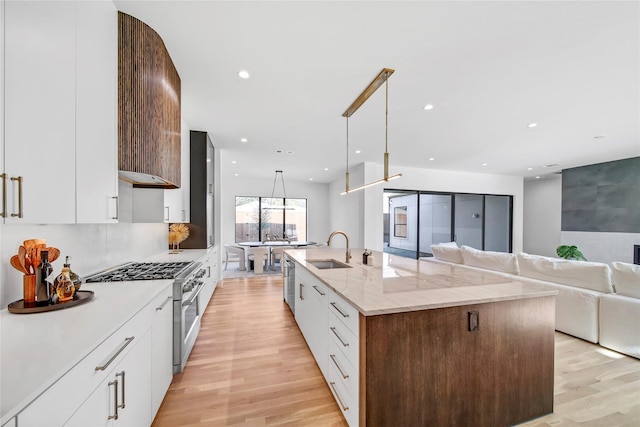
(264, 170, 294, 210)
(341, 68, 402, 195)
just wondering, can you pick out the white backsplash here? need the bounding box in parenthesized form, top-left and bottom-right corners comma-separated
(1, 222, 167, 308)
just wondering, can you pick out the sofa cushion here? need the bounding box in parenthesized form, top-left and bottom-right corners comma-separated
(611, 262, 640, 298)
(517, 252, 613, 293)
(437, 241, 459, 248)
(459, 246, 519, 275)
(430, 244, 463, 264)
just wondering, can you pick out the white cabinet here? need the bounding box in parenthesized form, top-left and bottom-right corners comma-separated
(164, 118, 191, 223)
(198, 246, 219, 308)
(64, 331, 152, 427)
(151, 288, 174, 418)
(294, 264, 360, 427)
(3, 0, 118, 224)
(1, 418, 16, 427)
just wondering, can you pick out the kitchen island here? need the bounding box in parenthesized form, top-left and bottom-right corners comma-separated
(286, 248, 557, 427)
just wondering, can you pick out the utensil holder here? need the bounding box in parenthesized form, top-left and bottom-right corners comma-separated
(23, 275, 36, 307)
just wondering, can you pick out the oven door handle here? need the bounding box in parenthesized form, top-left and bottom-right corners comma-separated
(182, 282, 205, 307)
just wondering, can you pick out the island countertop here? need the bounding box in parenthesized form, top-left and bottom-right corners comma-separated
(286, 248, 557, 316)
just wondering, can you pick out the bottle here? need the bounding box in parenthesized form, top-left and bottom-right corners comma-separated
(362, 249, 370, 264)
(35, 250, 53, 306)
(55, 266, 75, 303)
(64, 256, 82, 293)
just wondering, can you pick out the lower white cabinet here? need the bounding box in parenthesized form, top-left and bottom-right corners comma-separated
(199, 246, 219, 308)
(64, 331, 152, 426)
(151, 289, 174, 418)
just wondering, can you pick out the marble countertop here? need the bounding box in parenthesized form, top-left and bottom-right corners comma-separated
(286, 248, 558, 316)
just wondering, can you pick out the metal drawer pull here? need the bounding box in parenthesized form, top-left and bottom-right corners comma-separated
(112, 196, 119, 220)
(330, 327, 349, 347)
(95, 336, 135, 371)
(10, 176, 23, 218)
(299, 283, 304, 300)
(116, 371, 126, 409)
(329, 381, 349, 411)
(1, 173, 7, 218)
(330, 354, 349, 379)
(156, 296, 172, 311)
(108, 379, 119, 420)
(312, 285, 326, 296)
(330, 302, 349, 318)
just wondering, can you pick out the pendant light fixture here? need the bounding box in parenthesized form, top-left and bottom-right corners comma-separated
(341, 68, 402, 195)
(264, 170, 294, 210)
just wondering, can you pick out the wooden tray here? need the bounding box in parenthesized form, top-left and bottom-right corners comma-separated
(8, 290, 94, 314)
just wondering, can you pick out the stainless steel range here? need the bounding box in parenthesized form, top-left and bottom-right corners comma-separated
(85, 261, 207, 373)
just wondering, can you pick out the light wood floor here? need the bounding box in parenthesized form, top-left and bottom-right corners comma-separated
(152, 276, 640, 427)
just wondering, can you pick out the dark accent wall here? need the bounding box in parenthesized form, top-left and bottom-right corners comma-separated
(562, 157, 640, 232)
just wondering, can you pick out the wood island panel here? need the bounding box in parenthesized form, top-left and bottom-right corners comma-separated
(359, 296, 555, 427)
(118, 12, 181, 188)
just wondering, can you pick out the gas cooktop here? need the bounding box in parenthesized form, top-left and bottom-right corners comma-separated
(85, 262, 192, 282)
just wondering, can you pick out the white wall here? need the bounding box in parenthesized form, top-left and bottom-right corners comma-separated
(0, 222, 167, 307)
(561, 232, 640, 264)
(523, 176, 562, 257)
(329, 162, 525, 253)
(219, 150, 331, 248)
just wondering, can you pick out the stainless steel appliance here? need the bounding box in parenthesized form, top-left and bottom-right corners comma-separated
(85, 261, 207, 373)
(283, 255, 295, 314)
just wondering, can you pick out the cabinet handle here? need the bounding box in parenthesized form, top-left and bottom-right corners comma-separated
(181, 209, 186, 221)
(164, 206, 170, 222)
(95, 336, 135, 371)
(10, 176, 23, 218)
(330, 327, 349, 347)
(1, 173, 7, 218)
(329, 382, 349, 411)
(112, 196, 119, 220)
(330, 354, 349, 379)
(330, 302, 349, 318)
(156, 296, 172, 311)
(116, 371, 126, 409)
(299, 283, 304, 300)
(207, 266, 211, 278)
(312, 285, 325, 296)
(108, 379, 119, 420)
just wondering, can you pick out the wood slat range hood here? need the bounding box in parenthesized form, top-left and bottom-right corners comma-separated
(118, 11, 181, 189)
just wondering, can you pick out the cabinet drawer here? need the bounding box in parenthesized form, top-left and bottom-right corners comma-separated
(328, 291, 360, 336)
(328, 338, 358, 401)
(328, 310, 359, 369)
(327, 359, 358, 427)
(18, 301, 156, 427)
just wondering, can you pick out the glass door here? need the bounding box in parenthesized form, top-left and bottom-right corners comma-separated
(419, 194, 452, 256)
(454, 194, 484, 249)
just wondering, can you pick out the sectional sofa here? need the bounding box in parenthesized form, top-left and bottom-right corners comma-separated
(422, 243, 640, 359)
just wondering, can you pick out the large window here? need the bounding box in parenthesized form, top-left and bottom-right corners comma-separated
(235, 196, 307, 243)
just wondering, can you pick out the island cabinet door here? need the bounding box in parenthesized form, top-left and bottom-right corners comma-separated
(360, 296, 555, 427)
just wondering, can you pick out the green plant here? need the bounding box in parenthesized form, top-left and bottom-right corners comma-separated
(556, 245, 587, 261)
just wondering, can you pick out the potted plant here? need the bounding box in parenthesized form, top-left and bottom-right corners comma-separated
(556, 245, 587, 261)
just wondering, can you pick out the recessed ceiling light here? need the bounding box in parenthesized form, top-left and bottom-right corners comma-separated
(234, 173, 239, 177)
(355, 150, 361, 154)
(231, 160, 237, 164)
(309, 178, 313, 181)
(238, 70, 250, 79)
(593, 135, 606, 139)
(528, 123, 538, 128)
(324, 168, 329, 171)
(240, 138, 248, 143)
(428, 157, 435, 161)
(424, 104, 434, 110)
(535, 176, 541, 179)
(527, 167, 533, 171)
(482, 163, 488, 166)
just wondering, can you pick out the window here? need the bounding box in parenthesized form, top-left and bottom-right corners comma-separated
(394, 206, 408, 238)
(235, 196, 307, 242)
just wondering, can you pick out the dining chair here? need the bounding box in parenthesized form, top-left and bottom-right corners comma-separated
(270, 246, 294, 271)
(247, 247, 269, 274)
(224, 244, 246, 271)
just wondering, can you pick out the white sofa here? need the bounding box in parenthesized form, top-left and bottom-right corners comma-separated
(599, 262, 640, 359)
(425, 244, 616, 346)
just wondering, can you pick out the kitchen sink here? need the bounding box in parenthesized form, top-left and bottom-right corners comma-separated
(307, 259, 352, 269)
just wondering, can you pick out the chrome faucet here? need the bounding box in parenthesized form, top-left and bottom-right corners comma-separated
(327, 230, 352, 263)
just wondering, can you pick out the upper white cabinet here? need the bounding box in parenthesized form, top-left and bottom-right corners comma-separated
(3, 1, 118, 224)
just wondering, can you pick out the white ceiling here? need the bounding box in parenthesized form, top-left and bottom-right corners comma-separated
(114, 0, 640, 185)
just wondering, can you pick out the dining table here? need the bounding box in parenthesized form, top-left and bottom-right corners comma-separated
(237, 241, 317, 273)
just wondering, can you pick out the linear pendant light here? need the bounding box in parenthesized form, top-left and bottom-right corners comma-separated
(341, 68, 402, 195)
